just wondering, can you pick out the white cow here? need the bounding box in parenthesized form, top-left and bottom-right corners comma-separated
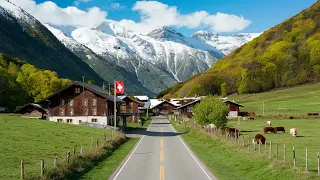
(290, 128, 297, 137)
(267, 121, 271, 126)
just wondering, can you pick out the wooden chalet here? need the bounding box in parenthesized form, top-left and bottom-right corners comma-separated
(224, 100, 244, 118)
(118, 96, 144, 122)
(150, 99, 177, 115)
(176, 99, 201, 118)
(37, 82, 124, 126)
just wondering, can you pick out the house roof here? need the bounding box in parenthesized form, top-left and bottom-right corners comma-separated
(38, 81, 124, 104)
(134, 95, 149, 101)
(150, 99, 178, 109)
(15, 103, 46, 113)
(117, 95, 143, 104)
(177, 99, 201, 109)
(224, 100, 244, 107)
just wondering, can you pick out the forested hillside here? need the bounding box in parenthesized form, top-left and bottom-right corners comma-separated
(0, 53, 71, 111)
(161, 1, 320, 98)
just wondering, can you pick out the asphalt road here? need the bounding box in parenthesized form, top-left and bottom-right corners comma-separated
(112, 116, 218, 180)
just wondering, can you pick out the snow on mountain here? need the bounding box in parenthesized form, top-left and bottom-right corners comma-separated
(191, 30, 261, 55)
(0, 0, 36, 25)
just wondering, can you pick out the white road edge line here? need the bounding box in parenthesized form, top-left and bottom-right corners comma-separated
(168, 119, 212, 180)
(113, 119, 153, 180)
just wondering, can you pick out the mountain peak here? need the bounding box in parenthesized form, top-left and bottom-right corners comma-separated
(146, 26, 184, 40)
(191, 30, 218, 41)
(94, 21, 132, 38)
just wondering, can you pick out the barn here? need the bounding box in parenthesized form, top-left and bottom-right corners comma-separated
(224, 100, 244, 118)
(15, 103, 47, 119)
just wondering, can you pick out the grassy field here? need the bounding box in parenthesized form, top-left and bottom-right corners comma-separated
(0, 114, 112, 179)
(80, 138, 138, 180)
(229, 82, 320, 115)
(172, 119, 319, 180)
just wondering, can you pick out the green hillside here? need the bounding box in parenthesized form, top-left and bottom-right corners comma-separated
(161, 1, 320, 98)
(229, 82, 320, 115)
(0, 53, 71, 111)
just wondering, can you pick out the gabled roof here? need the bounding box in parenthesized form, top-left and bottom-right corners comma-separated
(150, 99, 178, 109)
(177, 99, 201, 109)
(134, 95, 149, 101)
(224, 100, 244, 107)
(38, 81, 124, 104)
(117, 95, 144, 104)
(15, 103, 46, 113)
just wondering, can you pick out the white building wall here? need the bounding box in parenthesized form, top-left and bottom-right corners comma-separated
(49, 116, 108, 125)
(228, 111, 238, 118)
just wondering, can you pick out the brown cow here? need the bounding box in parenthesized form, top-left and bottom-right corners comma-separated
(225, 127, 239, 138)
(252, 134, 266, 144)
(274, 127, 285, 133)
(264, 127, 276, 134)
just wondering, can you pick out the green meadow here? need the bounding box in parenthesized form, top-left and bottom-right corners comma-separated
(0, 114, 111, 179)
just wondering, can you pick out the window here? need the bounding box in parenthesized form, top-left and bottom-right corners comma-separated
(60, 99, 65, 106)
(83, 99, 88, 106)
(60, 108, 65, 116)
(66, 119, 73, 123)
(84, 108, 88, 116)
(69, 99, 74, 107)
(69, 108, 74, 116)
(92, 99, 97, 106)
(91, 118, 97, 123)
(57, 119, 63, 123)
(92, 108, 97, 116)
(75, 88, 81, 94)
(187, 106, 192, 113)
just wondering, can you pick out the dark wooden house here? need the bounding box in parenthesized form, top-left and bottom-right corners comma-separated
(224, 100, 244, 118)
(37, 82, 124, 126)
(177, 99, 201, 118)
(150, 100, 177, 115)
(118, 96, 143, 122)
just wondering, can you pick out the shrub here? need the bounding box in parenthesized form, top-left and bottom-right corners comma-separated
(193, 95, 229, 129)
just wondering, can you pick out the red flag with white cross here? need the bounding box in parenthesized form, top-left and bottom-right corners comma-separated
(115, 81, 124, 94)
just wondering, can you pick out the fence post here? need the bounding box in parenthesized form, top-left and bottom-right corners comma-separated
(248, 135, 250, 151)
(104, 134, 107, 141)
(54, 156, 58, 167)
(242, 136, 244, 146)
(293, 146, 296, 167)
(73, 147, 76, 155)
(254, 143, 256, 151)
(66, 151, 70, 163)
(21, 159, 24, 179)
(306, 148, 308, 171)
(318, 153, 320, 176)
(80, 147, 83, 155)
(96, 139, 99, 148)
(269, 141, 272, 158)
(284, 144, 286, 162)
(40, 160, 44, 177)
(276, 143, 278, 160)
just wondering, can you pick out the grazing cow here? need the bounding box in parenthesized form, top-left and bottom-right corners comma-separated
(308, 112, 319, 116)
(264, 127, 276, 134)
(248, 112, 255, 116)
(225, 127, 239, 138)
(290, 128, 297, 137)
(267, 121, 271, 126)
(204, 124, 216, 132)
(274, 127, 285, 133)
(249, 117, 255, 120)
(252, 134, 266, 144)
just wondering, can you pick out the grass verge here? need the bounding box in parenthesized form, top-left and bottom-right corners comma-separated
(80, 138, 139, 180)
(171, 120, 318, 180)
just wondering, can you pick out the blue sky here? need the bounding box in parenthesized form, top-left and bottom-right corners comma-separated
(33, 0, 317, 36)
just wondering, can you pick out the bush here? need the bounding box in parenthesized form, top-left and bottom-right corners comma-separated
(193, 95, 229, 129)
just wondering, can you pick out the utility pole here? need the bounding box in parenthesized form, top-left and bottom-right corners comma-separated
(102, 82, 105, 91)
(108, 84, 111, 96)
(82, 76, 85, 119)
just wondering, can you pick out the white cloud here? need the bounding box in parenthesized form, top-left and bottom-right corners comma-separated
(111, 2, 125, 9)
(9, 0, 107, 27)
(6, 0, 251, 34)
(118, 1, 251, 33)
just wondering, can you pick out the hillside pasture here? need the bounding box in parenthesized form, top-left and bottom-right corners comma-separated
(0, 114, 111, 179)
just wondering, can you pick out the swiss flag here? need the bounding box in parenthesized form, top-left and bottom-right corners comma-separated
(115, 81, 124, 94)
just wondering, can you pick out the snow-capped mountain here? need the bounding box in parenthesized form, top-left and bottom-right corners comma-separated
(191, 30, 261, 55)
(45, 22, 227, 94)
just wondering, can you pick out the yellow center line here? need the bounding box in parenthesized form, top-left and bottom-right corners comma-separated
(160, 139, 164, 148)
(160, 166, 164, 180)
(160, 149, 164, 162)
